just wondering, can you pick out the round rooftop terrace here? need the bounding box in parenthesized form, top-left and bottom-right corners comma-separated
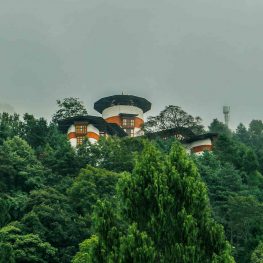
(94, 95, 151, 113)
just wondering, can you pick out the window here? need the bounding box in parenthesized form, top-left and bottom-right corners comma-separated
(124, 128, 134, 137)
(75, 124, 87, 134)
(122, 118, 135, 128)
(122, 119, 127, 126)
(76, 136, 85, 146)
(99, 131, 105, 137)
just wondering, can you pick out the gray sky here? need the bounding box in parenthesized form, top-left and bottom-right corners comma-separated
(1, 0, 263, 129)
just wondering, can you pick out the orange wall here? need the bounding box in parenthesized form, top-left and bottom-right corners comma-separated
(105, 116, 144, 128)
(192, 145, 212, 153)
(68, 132, 76, 139)
(68, 132, 99, 141)
(87, 132, 100, 141)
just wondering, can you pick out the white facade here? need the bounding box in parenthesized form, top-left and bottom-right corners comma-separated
(87, 124, 100, 144)
(67, 124, 77, 148)
(102, 105, 144, 120)
(188, 138, 212, 149)
(184, 138, 213, 156)
(67, 123, 100, 147)
(87, 124, 99, 135)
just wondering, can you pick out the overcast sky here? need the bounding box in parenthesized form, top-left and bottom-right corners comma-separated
(1, 0, 263, 129)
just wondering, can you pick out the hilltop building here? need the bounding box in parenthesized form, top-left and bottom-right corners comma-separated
(58, 94, 151, 146)
(183, 133, 218, 155)
(94, 95, 151, 137)
(58, 115, 126, 147)
(146, 127, 218, 155)
(58, 94, 217, 155)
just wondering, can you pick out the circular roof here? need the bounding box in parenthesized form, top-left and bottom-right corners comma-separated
(94, 95, 152, 113)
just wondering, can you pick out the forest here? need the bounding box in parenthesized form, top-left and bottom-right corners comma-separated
(1, 99, 263, 263)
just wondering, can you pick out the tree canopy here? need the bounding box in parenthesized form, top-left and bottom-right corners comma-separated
(73, 142, 234, 263)
(52, 97, 88, 123)
(143, 105, 204, 135)
(1, 107, 263, 263)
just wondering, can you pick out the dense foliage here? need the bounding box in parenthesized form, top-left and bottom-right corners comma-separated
(143, 105, 204, 134)
(0, 109, 263, 262)
(52, 98, 88, 124)
(72, 142, 234, 262)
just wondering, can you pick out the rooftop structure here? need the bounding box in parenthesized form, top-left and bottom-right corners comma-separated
(94, 95, 152, 137)
(58, 94, 217, 155)
(58, 115, 126, 147)
(183, 133, 218, 155)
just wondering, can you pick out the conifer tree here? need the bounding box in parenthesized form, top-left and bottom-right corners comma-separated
(73, 141, 235, 263)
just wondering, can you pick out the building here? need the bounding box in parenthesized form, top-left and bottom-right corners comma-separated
(146, 128, 218, 155)
(58, 115, 126, 147)
(183, 133, 218, 155)
(58, 94, 217, 155)
(94, 95, 151, 137)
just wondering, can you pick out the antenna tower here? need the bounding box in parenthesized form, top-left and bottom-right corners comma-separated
(223, 106, 230, 127)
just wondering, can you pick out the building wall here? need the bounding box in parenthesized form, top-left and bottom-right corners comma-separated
(102, 105, 144, 120)
(102, 105, 144, 137)
(87, 124, 100, 142)
(67, 125, 77, 148)
(184, 138, 213, 155)
(67, 123, 100, 147)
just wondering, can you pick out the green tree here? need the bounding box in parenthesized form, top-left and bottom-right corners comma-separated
(73, 141, 235, 263)
(249, 120, 263, 136)
(0, 113, 22, 145)
(0, 195, 11, 227)
(196, 153, 244, 222)
(0, 225, 57, 263)
(118, 223, 156, 263)
(21, 114, 49, 149)
(0, 136, 45, 192)
(251, 241, 263, 263)
(209, 119, 232, 136)
(20, 187, 89, 263)
(77, 137, 144, 173)
(52, 97, 88, 123)
(68, 165, 120, 215)
(72, 235, 100, 263)
(226, 196, 263, 263)
(214, 135, 259, 176)
(235, 123, 251, 145)
(144, 105, 204, 135)
(0, 241, 15, 263)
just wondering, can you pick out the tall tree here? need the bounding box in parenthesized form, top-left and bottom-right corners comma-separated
(0, 136, 45, 192)
(21, 114, 49, 149)
(73, 141, 235, 262)
(68, 165, 120, 215)
(52, 98, 88, 123)
(77, 137, 144, 173)
(0, 113, 22, 144)
(209, 118, 232, 136)
(20, 187, 90, 263)
(249, 120, 263, 136)
(235, 123, 251, 145)
(227, 196, 263, 263)
(143, 105, 204, 135)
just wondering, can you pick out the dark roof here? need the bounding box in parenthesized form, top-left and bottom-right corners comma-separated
(183, 133, 218, 144)
(146, 127, 195, 140)
(57, 115, 127, 137)
(94, 95, 151, 113)
(106, 123, 127, 137)
(119, 113, 138, 117)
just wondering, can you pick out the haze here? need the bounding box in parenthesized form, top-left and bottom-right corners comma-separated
(1, 0, 263, 128)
